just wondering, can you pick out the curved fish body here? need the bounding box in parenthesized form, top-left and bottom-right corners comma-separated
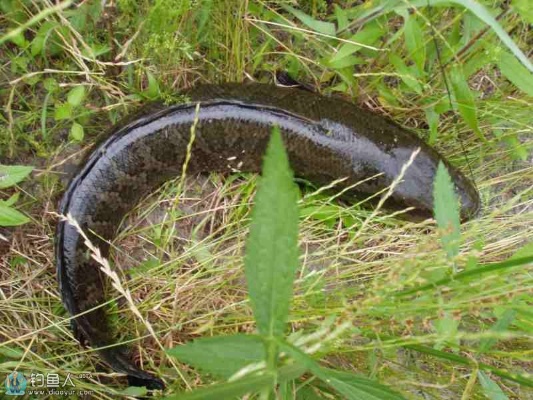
(56, 83, 480, 389)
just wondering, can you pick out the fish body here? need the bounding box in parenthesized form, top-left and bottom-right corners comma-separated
(56, 83, 480, 389)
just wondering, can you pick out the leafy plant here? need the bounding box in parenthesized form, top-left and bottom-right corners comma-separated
(166, 128, 405, 399)
(0, 165, 33, 226)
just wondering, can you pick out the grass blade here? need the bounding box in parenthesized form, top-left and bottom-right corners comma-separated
(244, 127, 299, 339)
(403, 344, 533, 387)
(395, 255, 533, 296)
(279, 340, 406, 400)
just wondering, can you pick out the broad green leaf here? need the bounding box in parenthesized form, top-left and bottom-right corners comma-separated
(166, 335, 265, 379)
(0, 204, 30, 226)
(54, 102, 72, 120)
(329, 21, 383, 63)
(279, 340, 405, 400)
(70, 122, 84, 142)
(478, 309, 516, 353)
(164, 364, 306, 400)
(433, 162, 461, 260)
(0, 165, 33, 189)
(0, 346, 24, 359)
(498, 51, 533, 96)
(450, 66, 483, 140)
(144, 71, 160, 99)
(389, 53, 422, 94)
(283, 5, 336, 36)
(478, 371, 509, 400)
(327, 55, 363, 70)
(244, 127, 299, 338)
(67, 85, 86, 106)
(404, 15, 426, 75)
(318, 368, 406, 400)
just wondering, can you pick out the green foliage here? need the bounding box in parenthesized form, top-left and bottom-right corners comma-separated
(477, 371, 509, 400)
(1, 1, 531, 399)
(403, 15, 426, 76)
(244, 127, 299, 339)
(0, 165, 33, 226)
(167, 335, 265, 379)
(433, 162, 461, 260)
(450, 66, 483, 141)
(167, 130, 403, 399)
(498, 51, 533, 97)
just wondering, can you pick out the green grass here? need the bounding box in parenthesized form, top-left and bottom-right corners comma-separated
(1, 0, 532, 399)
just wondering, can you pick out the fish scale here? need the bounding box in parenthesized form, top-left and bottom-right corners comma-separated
(56, 83, 480, 390)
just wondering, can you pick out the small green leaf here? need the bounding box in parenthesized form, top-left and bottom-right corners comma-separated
(449, 66, 484, 140)
(329, 21, 383, 63)
(326, 55, 363, 70)
(70, 122, 84, 142)
(0, 165, 33, 189)
(44, 78, 59, 93)
(116, 386, 148, 397)
(478, 309, 516, 353)
(144, 71, 160, 100)
(0, 204, 30, 226)
(498, 51, 533, 96)
(67, 86, 86, 107)
(478, 371, 509, 400)
(433, 162, 461, 260)
(54, 102, 72, 120)
(244, 127, 299, 338)
(334, 5, 349, 32)
(166, 335, 265, 379)
(0, 346, 24, 359)
(283, 5, 336, 36)
(1, 192, 20, 207)
(404, 15, 426, 75)
(389, 53, 422, 94)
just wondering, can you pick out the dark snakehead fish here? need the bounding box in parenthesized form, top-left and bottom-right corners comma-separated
(56, 83, 480, 389)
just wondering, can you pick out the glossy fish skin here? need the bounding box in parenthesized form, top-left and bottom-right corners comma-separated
(56, 83, 480, 389)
